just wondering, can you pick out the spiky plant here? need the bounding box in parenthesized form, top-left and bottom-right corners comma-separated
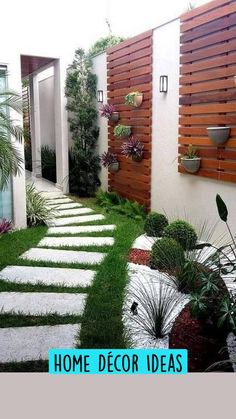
(100, 103, 116, 119)
(100, 151, 118, 168)
(0, 218, 12, 234)
(26, 184, 55, 227)
(0, 89, 23, 190)
(121, 137, 144, 159)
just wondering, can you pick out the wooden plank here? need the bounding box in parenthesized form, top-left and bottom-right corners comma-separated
(109, 74, 152, 91)
(179, 115, 236, 125)
(179, 127, 236, 136)
(180, 90, 236, 105)
(181, 13, 236, 43)
(180, 52, 236, 74)
(180, 78, 235, 94)
(181, 2, 236, 32)
(180, 65, 236, 85)
(107, 38, 151, 62)
(180, 39, 236, 64)
(107, 46, 152, 69)
(107, 56, 152, 77)
(108, 65, 151, 83)
(180, 26, 236, 53)
(108, 83, 151, 98)
(180, 0, 231, 22)
(180, 103, 236, 115)
(179, 136, 236, 147)
(107, 30, 152, 54)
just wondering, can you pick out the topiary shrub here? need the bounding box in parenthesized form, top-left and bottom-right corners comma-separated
(150, 237, 185, 270)
(144, 212, 168, 237)
(163, 220, 197, 250)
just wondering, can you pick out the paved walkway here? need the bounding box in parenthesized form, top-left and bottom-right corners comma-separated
(0, 188, 116, 364)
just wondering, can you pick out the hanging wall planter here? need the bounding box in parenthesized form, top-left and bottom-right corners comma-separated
(114, 124, 132, 138)
(100, 103, 119, 123)
(207, 127, 230, 146)
(180, 144, 201, 174)
(121, 137, 144, 162)
(125, 92, 143, 108)
(101, 151, 119, 173)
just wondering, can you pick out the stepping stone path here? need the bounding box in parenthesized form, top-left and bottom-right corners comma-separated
(0, 194, 116, 365)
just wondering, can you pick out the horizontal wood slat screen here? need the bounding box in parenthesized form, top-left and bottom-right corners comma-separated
(107, 30, 153, 208)
(179, 0, 236, 183)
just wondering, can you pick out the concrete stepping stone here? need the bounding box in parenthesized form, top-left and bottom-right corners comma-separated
(47, 214, 105, 227)
(0, 292, 87, 315)
(38, 236, 114, 248)
(0, 324, 79, 363)
(47, 225, 116, 235)
(47, 198, 73, 205)
(0, 266, 95, 287)
(20, 248, 106, 265)
(49, 202, 82, 210)
(55, 207, 93, 217)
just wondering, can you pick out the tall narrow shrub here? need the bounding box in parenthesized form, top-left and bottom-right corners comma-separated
(65, 48, 101, 196)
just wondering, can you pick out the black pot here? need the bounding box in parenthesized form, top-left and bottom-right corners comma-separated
(132, 154, 143, 162)
(108, 162, 119, 172)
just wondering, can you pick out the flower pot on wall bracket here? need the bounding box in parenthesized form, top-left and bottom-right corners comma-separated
(181, 157, 201, 174)
(108, 162, 119, 173)
(125, 92, 143, 108)
(133, 93, 143, 107)
(207, 127, 230, 146)
(132, 154, 143, 162)
(109, 112, 119, 123)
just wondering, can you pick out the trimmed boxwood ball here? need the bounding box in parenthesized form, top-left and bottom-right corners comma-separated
(163, 220, 198, 250)
(150, 237, 185, 270)
(144, 212, 168, 237)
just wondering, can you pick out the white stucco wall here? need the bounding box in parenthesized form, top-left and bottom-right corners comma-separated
(92, 52, 108, 191)
(151, 19, 236, 241)
(39, 70, 55, 150)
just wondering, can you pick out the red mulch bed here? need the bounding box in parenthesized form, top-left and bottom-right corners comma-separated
(128, 249, 151, 266)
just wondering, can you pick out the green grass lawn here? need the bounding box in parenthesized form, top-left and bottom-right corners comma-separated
(0, 196, 144, 371)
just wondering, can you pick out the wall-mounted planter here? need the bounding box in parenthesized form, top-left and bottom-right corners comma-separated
(207, 127, 230, 146)
(132, 154, 143, 162)
(108, 162, 119, 173)
(125, 92, 143, 108)
(181, 157, 201, 174)
(109, 112, 119, 123)
(114, 125, 132, 138)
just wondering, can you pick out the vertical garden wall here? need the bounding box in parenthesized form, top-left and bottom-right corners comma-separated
(107, 30, 153, 209)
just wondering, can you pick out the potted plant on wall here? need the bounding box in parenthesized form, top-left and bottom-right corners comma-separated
(100, 103, 119, 123)
(121, 136, 144, 162)
(125, 91, 143, 107)
(181, 144, 201, 174)
(114, 124, 132, 138)
(207, 126, 231, 146)
(101, 151, 119, 173)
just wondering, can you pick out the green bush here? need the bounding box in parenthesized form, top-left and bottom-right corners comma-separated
(96, 190, 146, 220)
(163, 220, 198, 250)
(144, 212, 168, 237)
(150, 237, 185, 270)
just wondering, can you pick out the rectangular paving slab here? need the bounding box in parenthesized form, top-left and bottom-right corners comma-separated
(55, 207, 93, 217)
(49, 202, 82, 210)
(47, 198, 73, 205)
(20, 248, 106, 265)
(47, 225, 116, 235)
(0, 265, 95, 287)
(38, 236, 114, 248)
(0, 324, 80, 363)
(47, 214, 105, 227)
(0, 292, 87, 315)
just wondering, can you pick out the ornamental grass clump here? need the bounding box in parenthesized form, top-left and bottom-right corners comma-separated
(144, 212, 168, 237)
(0, 218, 12, 234)
(163, 220, 198, 250)
(121, 137, 144, 161)
(150, 237, 185, 271)
(26, 184, 55, 227)
(99, 103, 116, 119)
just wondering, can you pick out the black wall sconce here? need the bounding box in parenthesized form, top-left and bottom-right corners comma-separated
(97, 90, 104, 103)
(159, 75, 168, 93)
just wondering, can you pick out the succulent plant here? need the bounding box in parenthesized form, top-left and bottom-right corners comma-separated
(182, 144, 199, 159)
(101, 151, 118, 168)
(100, 103, 116, 119)
(113, 124, 131, 138)
(121, 136, 144, 159)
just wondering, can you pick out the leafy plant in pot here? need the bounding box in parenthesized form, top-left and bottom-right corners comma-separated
(125, 91, 143, 107)
(121, 136, 144, 162)
(181, 144, 201, 174)
(101, 151, 119, 173)
(207, 126, 230, 146)
(100, 103, 119, 123)
(114, 124, 131, 138)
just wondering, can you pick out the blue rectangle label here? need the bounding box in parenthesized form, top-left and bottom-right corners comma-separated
(48, 349, 188, 374)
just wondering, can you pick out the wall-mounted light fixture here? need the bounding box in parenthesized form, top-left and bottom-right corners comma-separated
(159, 75, 168, 93)
(97, 90, 103, 103)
